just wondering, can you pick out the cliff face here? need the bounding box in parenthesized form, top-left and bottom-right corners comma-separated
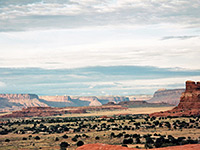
(39, 96, 127, 107)
(149, 89, 185, 105)
(39, 96, 71, 102)
(0, 94, 130, 111)
(150, 81, 200, 117)
(174, 81, 200, 110)
(0, 94, 48, 112)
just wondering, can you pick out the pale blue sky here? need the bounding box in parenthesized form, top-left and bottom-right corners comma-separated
(0, 0, 200, 95)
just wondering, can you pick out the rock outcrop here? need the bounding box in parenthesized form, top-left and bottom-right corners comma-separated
(149, 89, 184, 105)
(150, 81, 200, 117)
(176, 81, 200, 110)
(76, 143, 200, 150)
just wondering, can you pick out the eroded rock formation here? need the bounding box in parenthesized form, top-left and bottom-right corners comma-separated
(176, 81, 200, 110)
(0, 94, 130, 111)
(0, 94, 48, 112)
(150, 81, 200, 117)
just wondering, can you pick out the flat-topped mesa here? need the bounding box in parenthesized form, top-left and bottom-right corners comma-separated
(39, 95, 71, 102)
(148, 89, 184, 105)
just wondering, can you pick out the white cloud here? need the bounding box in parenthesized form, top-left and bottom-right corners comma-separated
(0, 26, 199, 69)
(0, 0, 200, 70)
(0, 81, 6, 87)
(0, 0, 200, 31)
(86, 76, 200, 93)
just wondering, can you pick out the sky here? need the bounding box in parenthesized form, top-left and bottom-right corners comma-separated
(0, 0, 200, 96)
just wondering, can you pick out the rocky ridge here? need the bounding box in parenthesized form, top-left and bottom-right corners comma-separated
(0, 90, 180, 112)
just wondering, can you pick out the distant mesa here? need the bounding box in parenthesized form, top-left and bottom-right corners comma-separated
(103, 100, 174, 107)
(0, 94, 48, 112)
(128, 95, 152, 101)
(157, 88, 167, 91)
(0, 94, 130, 112)
(150, 80, 200, 117)
(0, 90, 176, 113)
(0, 85, 188, 116)
(149, 88, 185, 105)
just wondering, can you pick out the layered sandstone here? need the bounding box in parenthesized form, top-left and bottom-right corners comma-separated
(149, 89, 184, 105)
(0, 94, 48, 112)
(0, 94, 130, 111)
(39, 95, 71, 102)
(150, 81, 200, 117)
(175, 81, 200, 110)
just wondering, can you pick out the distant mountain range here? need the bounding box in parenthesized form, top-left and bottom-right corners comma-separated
(0, 94, 130, 112)
(0, 88, 184, 112)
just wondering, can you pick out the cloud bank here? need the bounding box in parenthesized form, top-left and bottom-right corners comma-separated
(0, 0, 200, 31)
(0, 66, 199, 95)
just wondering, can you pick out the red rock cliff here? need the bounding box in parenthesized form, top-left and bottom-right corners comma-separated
(150, 80, 200, 117)
(175, 81, 200, 110)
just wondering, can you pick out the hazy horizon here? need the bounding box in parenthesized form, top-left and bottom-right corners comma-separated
(0, 0, 199, 95)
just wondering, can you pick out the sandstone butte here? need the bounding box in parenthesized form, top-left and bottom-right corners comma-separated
(76, 143, 200, 150)
(150, 80, 200, 117)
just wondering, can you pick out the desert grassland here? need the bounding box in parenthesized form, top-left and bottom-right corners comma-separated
(0, 106, 200, 150)
(61, 106, 174, 117)
(1, 123, 199, 150)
